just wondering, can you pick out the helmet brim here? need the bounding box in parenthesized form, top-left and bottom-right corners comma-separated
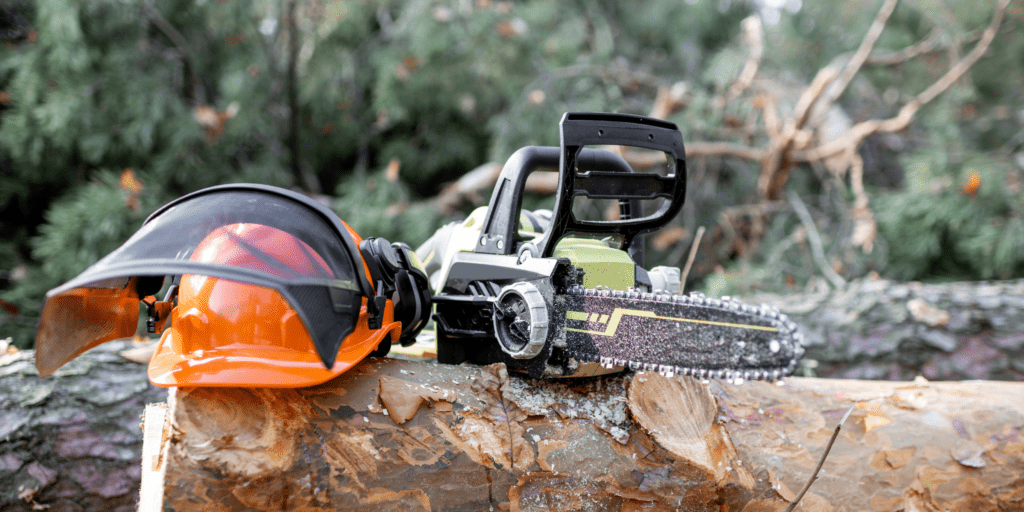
(148, 305, 401, 388)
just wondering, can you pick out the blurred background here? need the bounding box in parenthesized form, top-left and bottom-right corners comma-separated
(1, 0, 1022, 349)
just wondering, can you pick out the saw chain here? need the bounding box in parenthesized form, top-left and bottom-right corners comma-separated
(552, 285, 805, 381)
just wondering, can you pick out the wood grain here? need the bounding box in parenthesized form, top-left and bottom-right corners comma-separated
(153, 358, 1024, 511)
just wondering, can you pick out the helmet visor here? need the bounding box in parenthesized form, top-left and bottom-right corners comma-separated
(35, 185, 369, 377)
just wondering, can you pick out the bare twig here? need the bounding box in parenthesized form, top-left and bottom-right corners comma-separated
(679, 226, 706, 293)
(782, 405, 856, 512)
(823, 0, 900, 107)
(795, 0, 1010, 163)
(867, 26, 985, 66)
(758, 66, 838, 200)
(726, 16, 764, 101)
(759, 94, 781, 139)
(867, 26, 939, 65)
(787, 191, 846, 289)
(791, 67, 839, 135)
(781, 0, 1007, 253)
(649, 85, 688, 120)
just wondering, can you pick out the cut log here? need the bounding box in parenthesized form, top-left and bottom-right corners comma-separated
(747, 278, 1024, 382)
(0, 340, 168, 512)
(151, 357, 1024, 511)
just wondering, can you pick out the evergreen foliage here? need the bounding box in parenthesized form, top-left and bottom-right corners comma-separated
(1, 0, 1022, 346)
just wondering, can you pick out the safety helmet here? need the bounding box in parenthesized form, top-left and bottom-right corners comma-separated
(147, 223, 398, 387)
(35, 184, 431, 388)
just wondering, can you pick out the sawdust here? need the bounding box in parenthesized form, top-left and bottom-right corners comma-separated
(505, 370, 631, 443)
(428, 364, 535, 470)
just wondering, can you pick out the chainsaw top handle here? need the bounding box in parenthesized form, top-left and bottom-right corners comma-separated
(475, 146, 640, 258)
(475, 112, 686, 264)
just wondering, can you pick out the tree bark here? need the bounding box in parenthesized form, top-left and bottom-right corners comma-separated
(4, 279, 1023, 510)
(151, 358, 1024, 511)
(746, 278, 1024, 381)
(0, 340, 168, 512)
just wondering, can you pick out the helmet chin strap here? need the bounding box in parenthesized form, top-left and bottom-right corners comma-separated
(143, 283, 178, 334)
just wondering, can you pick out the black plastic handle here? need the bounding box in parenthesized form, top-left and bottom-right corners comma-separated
(537, 112, 687, 258)
(476, 146, 636, 256)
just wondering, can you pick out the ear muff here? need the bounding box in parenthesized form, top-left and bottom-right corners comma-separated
(359, 237, 401, 290)
(392, 242, 432, 346)
(359, 238, 432, 347)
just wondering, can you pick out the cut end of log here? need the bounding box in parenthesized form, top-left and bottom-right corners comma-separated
(629, 372, 754, 488)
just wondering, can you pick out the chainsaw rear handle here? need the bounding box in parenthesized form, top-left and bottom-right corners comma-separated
(537, 112, 687, 258)
(476, 145, 639, 256)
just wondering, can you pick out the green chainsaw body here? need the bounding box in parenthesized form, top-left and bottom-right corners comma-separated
(418, 112, 803, 379)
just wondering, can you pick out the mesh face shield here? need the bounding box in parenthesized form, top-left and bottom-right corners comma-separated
(35, 184, 374, 377)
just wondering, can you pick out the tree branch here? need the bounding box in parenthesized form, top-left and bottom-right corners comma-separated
(795, 0, 1009, 163)
(725, 16, 764, 102)
(679, 226, 705, 293)
(757, 67, 837, 200)
(823, 0, 900, 108)
(788, 191, 846, 289)
(782, 405, 855, 512)
(866, 26, 939, 66)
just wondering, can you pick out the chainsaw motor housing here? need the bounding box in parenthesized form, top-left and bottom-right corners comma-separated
(426, 112, 689, 377)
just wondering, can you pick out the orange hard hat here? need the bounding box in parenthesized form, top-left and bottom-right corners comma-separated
(148, 223, 401, 387)
(35, 184, 431, 387)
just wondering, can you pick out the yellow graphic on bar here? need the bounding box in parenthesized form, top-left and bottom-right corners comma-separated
(565, 308, 778, 337)
(566, 311, 590, 321)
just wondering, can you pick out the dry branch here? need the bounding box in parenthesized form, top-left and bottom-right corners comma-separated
(757, 66, 838, 201)
(780, 405, 854, 512)
(795, 0, 1009, 163)
(679, 225, 706, 292)
(410, 0, 1009, 265)
(823, 0, 900, 108)
(725, 16, 764, 102)
(866, 26, 941, 66)
(788, 191, 846, 289)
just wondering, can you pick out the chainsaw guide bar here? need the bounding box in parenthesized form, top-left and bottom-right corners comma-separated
(555, 285, 804, 381)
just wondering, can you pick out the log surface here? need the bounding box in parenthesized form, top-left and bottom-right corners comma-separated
(3, 278, 1023, 510)
(748, 278, 1024, 381)
(159, 357, 1024, 511)
(0, 340, 168, 512)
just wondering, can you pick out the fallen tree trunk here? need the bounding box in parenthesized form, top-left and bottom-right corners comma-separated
(149, 357, 1024, 511)
(0, 340, 168, 512)
(747, 278, 1024, 381)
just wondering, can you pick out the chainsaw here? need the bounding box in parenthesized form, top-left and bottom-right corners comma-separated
(418, 112, 804, 379)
